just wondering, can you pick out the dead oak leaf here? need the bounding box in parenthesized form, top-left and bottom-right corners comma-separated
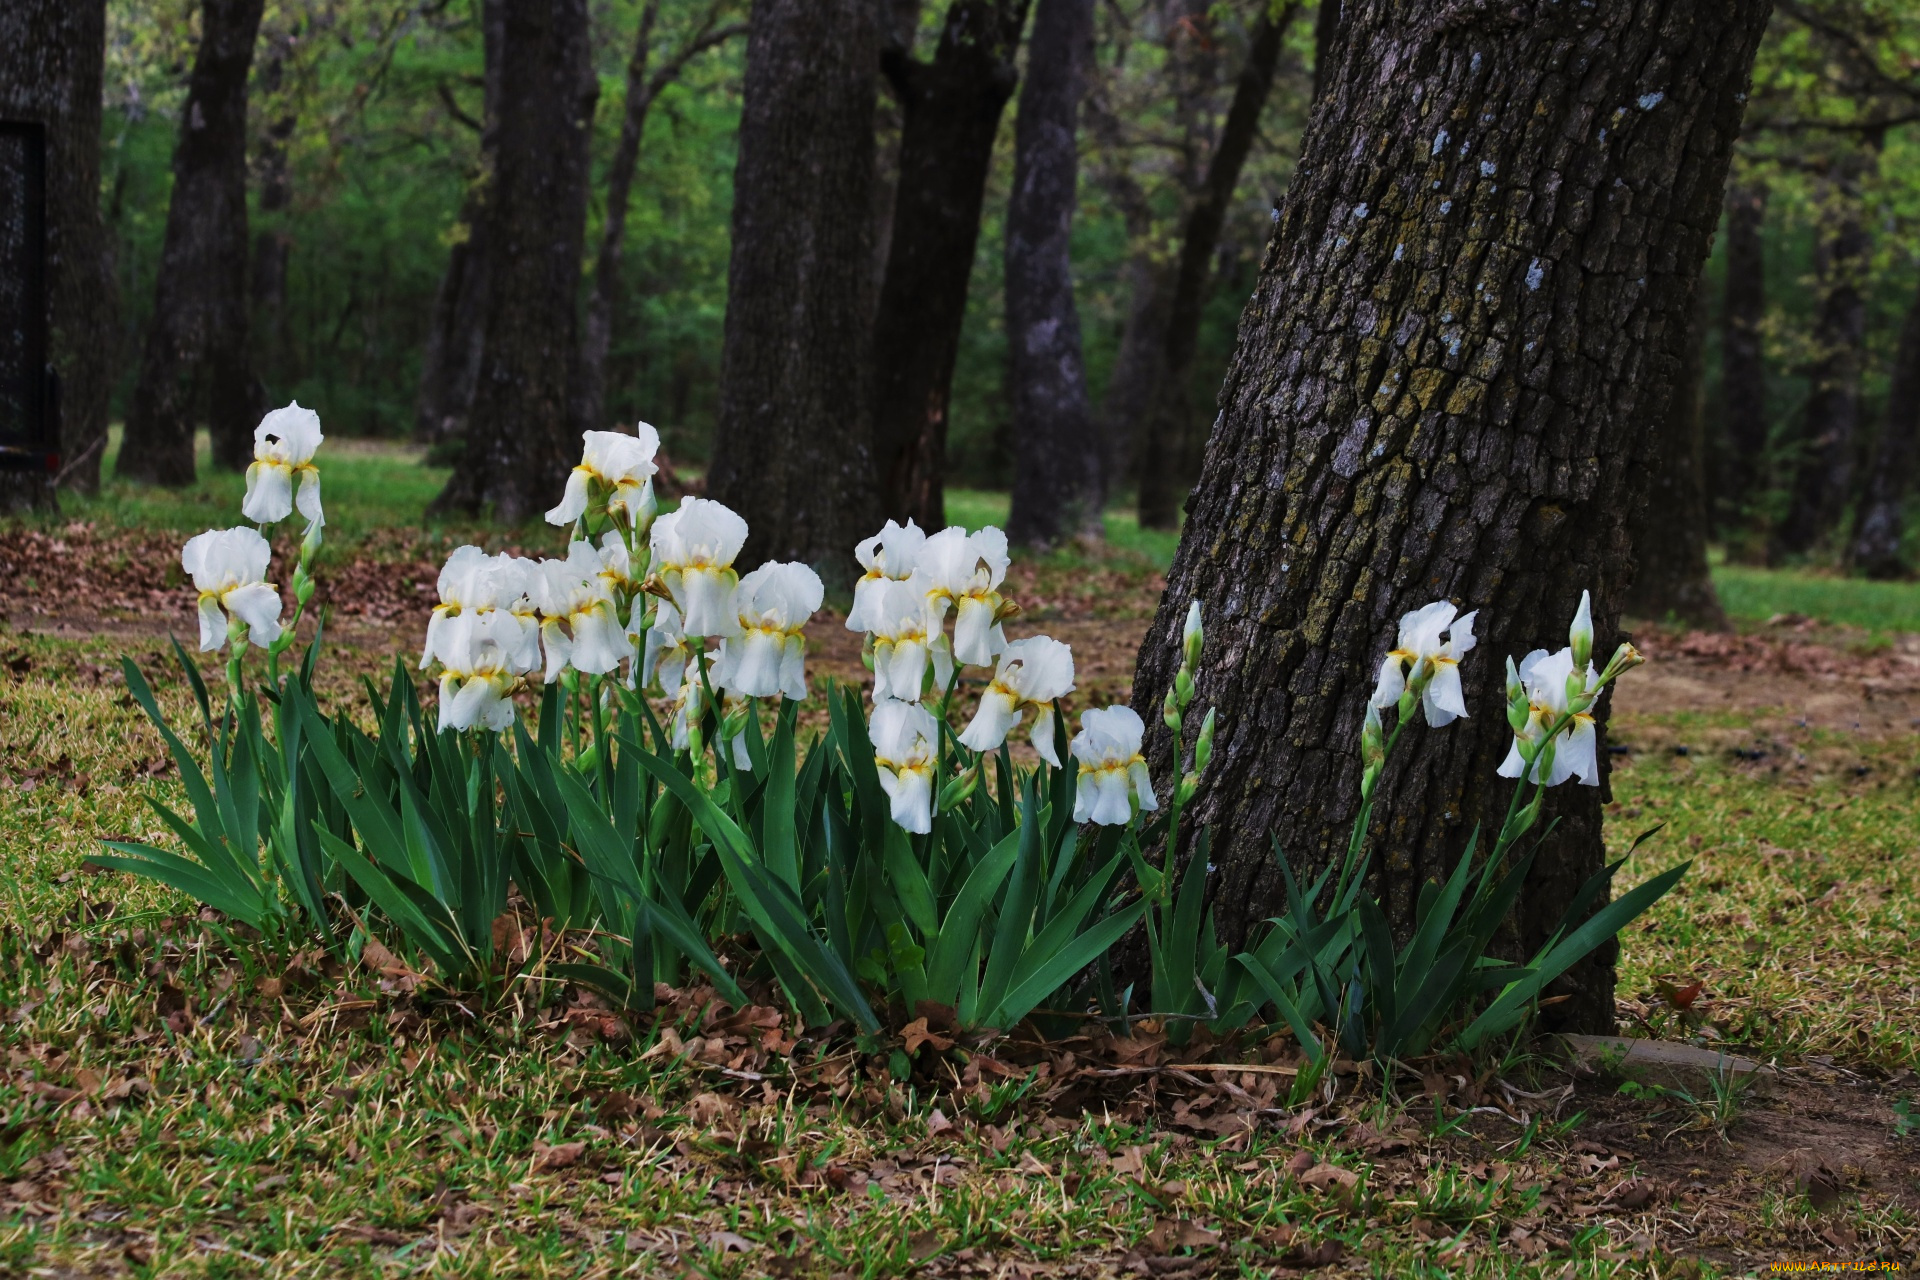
(900, 1017, 954, 1055)
(1299, 1162, 1359, 1194)
(531, 1141, 585, 1172)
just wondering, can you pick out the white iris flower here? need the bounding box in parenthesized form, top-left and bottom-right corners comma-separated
(870, 697, 939, 834)
(241, 402, 324, 529)
(182, 527, 284, 652)
(915, 525, 1010, 668)
(1497, 647, 1603, 786)
(650, 497, 750, 637)
(636, 600, 692, 695)
(435, 610, 530, 733)
(1069, 705, 1158, 826)
(420, 546, 540, 674)
(867, 577, 950, 703)
(847, 518, 926, 633)
(1370, 599, 1478, 726)
(546, 425, 661, 528)
(711, 560, 822, 700)
(958, 635, 1075, 766)
(535, 542, 635, 681)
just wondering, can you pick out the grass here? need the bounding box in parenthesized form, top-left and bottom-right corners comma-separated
(4, 437, 1919, 1274)
(1604, 710, 1919, 1067)
(50, 432, 1185, 574)
(1711, 562, 1920, 635)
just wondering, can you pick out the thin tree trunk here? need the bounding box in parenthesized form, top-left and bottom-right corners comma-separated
(1774, 174, 1869, 561)
(415, 0, 503, 447)
(117, 0, 265, 486)
(1849, 276, 1920, 579)
(708, 0, 882, 585)
(1098, 253, 1172, 494)
(574, 2, 746, 442)
(1310, 0, 1341, 101)
(0, 0, 115, 508)
(1134, 4, 1292, 531)
(245, 24, 295, 436)
(1129, 0, 1771, 1035)
(432, 0, 596, 523)
(1005, 0, 1100, 550)
(1719, 180, 1767, 555)
(872, 0, 1030, 529)
(1626, 287, 1729, 628)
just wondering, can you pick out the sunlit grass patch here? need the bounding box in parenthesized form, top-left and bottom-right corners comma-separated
(1607, 707, 1920, 1066)
(1711, 562, 1920, 636)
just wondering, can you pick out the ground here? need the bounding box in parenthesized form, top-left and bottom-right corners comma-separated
(0, 438, 1915, 1276)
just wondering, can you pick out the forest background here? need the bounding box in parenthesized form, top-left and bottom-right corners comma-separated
(76, 0, 1920, 578)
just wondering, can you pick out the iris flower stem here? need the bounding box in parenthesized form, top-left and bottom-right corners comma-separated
(1329, 717, 1408, 914)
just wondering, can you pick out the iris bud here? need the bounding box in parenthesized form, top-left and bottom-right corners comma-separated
(1505, 656, 1528, 735)
(938, 763, 982, 810)
(1569, 590, 1593, 672)
(1193, 708, 1216, 774)
(1182, 600, 1204, 670)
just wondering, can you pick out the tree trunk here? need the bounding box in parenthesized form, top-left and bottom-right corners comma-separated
(574, 2, 747, 443)
(1098, 253, 1173, 494)
(1310, 0, 1341, 101)
(1625, 287, 1728, 628)
(0, 0, 115, 508)
(1129, 0, 1770, 1036)
(116, 0, 264, 486)
(574, 0, 662, 444)
(1133, 4, 1292, 531)
(1719, 182, 1767, 535)
(1773, 177, 1869, 562)
(432, 0, 596, 523)
(414, 0, 503, 447)
(1004, 0, 1100, 550)
(708, 0, 882, 585)
(1849, 276, 1920, 579)
(872, 0, 1030, 530)
(244, 22, 297, 452)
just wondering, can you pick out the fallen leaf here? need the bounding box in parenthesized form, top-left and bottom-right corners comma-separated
(1795, 1161, 1843, 1212)
(531, 1141, 585, 1172)
(1611, 1178, 1655, 1210)
(1299, 1161, 1357, 1192)
(901, 1017, 954, 1055)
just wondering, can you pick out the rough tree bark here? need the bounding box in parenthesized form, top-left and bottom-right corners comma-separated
(117, 0, 265, 486)
(1774, 176, 1868, 561)
(1849, 277, 1920, 579)
(1133, 4, 1292, 530)
(1719, 182, 1768, 526)
(1004, 0, 1101, 550)
(1625, 289, 1728, 627)
(707, 0, 882, 583)
(432, 0, 596, 523)
(0, 0, 115, 508)
(573, 1, 745, 442)
(414, 0, 503, 447)
(1129, 0, 1771, 1035)
(871, 0, 1031, 529)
